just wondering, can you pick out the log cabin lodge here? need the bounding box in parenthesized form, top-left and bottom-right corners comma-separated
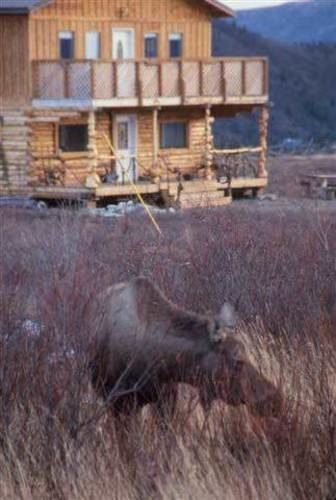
(0, 0, 269, 208)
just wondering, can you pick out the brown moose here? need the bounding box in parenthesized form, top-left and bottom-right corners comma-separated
(90, 277, 281, 420)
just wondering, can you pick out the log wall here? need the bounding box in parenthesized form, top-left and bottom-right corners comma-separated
(30, 111, 111, 186)
(29, 108, 207, 187)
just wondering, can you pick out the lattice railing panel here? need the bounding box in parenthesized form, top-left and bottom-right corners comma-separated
(68, 63, 91, 99)
(246, 61, 263, 96)
(183, 62, 200, 97)
(225, 60, 242, 97)
(141, 64, 159, 98)
(203, 62, 222, 97)
(116, 62, 136, 98)
(161, 62, 179, 97)
(94, 63, 114, 99)
(32, 57, 267, 102)
(35, 62, 65, 99)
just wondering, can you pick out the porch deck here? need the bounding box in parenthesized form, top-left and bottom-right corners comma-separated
(29, 177, 267, 208)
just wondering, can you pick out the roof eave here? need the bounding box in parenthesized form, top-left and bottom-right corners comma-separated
(0, 0, 52, 15)
(204, 0, 235, 17)
(0, 8, 29, 14)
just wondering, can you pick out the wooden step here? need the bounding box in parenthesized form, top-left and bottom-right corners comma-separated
(179, 191, 232, 209)
(168, 179, 222, 196)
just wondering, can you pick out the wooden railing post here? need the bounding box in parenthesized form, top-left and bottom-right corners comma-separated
(158, 63, 163, 97)
(199, 60, 204, 96)
(90, 61, 96, 99)
(179, 61, 186, 104)
(114, 61, 118, 98)
(136, 61, 143, 106)
(221, 60, 226, 102)
(64, 61, 69, 98)
(263, 59, 269, 96)
(31, 61, 37, 99)
(241, 59, 246, 96)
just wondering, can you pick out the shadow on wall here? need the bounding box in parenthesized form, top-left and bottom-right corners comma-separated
(0, 116, 9, 188)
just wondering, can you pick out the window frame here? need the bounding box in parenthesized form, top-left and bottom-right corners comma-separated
(57, 123, 89, 154)
(59, 31, 75, 60)
(159, 120, 189, 150)
(85, 31, 101, 60)
(144, 32, 159, 59)
(168, 32, 183, 59)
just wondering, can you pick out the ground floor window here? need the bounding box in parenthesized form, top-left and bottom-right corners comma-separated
(160, 122, 187, 149)
(59, 124, 88, 152)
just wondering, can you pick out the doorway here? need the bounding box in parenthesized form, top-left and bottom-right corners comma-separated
(114, 114, 137, 183)
(112, 29, 135, 59)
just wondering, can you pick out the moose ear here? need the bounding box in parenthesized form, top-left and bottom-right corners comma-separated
(218, 302, 237, 329)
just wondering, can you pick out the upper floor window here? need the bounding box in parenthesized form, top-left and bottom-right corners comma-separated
(59, 124, 88, 153)
(169, 33, 182, 58)
(160, 122, 187, 149)
(144, 33, 158, 58)
(85, 32, 101, 59)
(59, 31, 74, 60)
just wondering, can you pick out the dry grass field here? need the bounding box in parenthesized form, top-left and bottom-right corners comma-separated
(0, 155, 335, 499)
(266, 154, 336, 199)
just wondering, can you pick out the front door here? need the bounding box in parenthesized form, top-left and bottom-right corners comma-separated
(115, 115, 137, 183)
(112, 29, 135, 60)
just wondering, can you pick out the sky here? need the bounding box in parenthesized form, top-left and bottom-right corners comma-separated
(222, 0, 301, 10)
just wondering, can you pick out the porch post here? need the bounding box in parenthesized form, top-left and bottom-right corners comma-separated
(88, 110, 98, 173)
(152, 107, 160, 183)
(258, 105, 269, 178)
(204, 105, 214, 180)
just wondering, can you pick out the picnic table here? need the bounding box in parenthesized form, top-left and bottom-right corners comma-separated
(300, 173, 336, 200)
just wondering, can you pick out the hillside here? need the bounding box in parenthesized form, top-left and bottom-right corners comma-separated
(236, 0, 336, 44)
(212, 20, 336, 147)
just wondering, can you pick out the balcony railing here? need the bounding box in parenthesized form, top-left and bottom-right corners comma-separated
(32, 57, 268, 107)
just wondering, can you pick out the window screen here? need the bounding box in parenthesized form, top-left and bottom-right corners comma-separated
(169, 33, 182, 58)
(145, 33, 158, 58)
(160, 122, 187, 149)
(59, 31, 74, 60)
(59, 125, 88, 152)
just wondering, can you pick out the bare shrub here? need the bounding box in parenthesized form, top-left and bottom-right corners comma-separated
(0, 205, 335, 499)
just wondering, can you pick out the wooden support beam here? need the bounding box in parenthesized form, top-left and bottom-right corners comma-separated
(153, 107, 159, 175)
(204, 105, 214, 180)
(87, 110, 98, 174)
(258, 105, 269, 178)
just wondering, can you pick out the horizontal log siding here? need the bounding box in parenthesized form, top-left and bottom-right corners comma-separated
(29, 0, 211, 60)
(30, 112, 112, 186)
(138, 108, 206, 175)
(30, 108, 207, 187)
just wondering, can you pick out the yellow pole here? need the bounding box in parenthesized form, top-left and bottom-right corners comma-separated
(102, 133, 162, 235)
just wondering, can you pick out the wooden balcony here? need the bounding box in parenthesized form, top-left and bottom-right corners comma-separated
(32, 57, 269, 108)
